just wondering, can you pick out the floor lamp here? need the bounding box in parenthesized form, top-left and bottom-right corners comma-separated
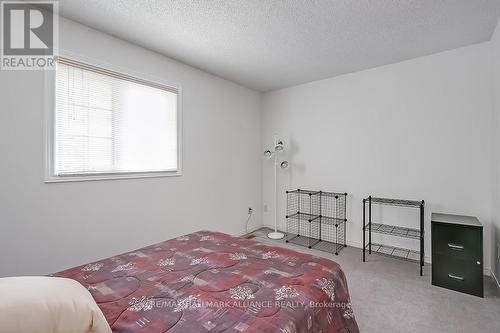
(264, 135, 289, 240)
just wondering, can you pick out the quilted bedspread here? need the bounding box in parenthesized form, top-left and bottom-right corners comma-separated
(55, 231, 359, 333)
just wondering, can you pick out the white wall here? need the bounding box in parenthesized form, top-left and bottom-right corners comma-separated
(0, 18, 262, 277)
(262, 43, 493, 270)
(492, 19, 500, 282)
(1, 16, 496, 279)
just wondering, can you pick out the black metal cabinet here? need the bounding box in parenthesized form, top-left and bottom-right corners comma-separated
(431, 213, 483, 297)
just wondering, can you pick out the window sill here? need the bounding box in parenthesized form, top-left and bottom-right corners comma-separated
(44, 170, 182, 183)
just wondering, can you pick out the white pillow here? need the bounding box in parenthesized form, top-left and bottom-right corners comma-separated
(0, 276, 112, 333)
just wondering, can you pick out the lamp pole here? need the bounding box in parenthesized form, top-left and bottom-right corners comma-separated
(274, 135, 278, 233)
(268, 134, 285, 240)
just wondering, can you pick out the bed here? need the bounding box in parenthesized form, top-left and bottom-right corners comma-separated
(55, 231, 359, 333)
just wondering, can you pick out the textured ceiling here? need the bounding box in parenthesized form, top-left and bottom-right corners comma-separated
(58, 0, 500, 92)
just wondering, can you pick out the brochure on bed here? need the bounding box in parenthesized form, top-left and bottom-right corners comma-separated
(55, 231, 359, 333)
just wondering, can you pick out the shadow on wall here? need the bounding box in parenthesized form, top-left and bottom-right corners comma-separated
(494, 226, 500, 280)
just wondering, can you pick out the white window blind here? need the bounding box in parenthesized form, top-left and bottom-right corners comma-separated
(53, 58, 179, 178)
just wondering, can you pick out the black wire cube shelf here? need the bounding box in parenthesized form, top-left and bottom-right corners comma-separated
(287, 212, 319, 222)
(286, 189, 347, 255)
(287, 234, 346, 255)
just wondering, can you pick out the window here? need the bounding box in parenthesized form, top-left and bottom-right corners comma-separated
(46, 57, 181, 181)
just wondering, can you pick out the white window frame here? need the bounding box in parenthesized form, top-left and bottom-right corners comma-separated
(44, 52, 183, 183)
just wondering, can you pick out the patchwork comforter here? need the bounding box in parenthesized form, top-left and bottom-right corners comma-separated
(55, 231, 359, 333)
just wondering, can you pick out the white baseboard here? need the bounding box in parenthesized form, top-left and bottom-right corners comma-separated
(260, 224, 436, 261)
(256, 225, 500, 271)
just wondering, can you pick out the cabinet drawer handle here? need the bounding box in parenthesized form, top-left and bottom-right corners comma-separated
(448, 273, 464, 281)
(447, 243, 464, 250)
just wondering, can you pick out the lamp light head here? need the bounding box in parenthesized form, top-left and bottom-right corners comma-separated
(275, 140, 284, 152)
(280, 161, 289, 169)
(264, 150, 273, 159)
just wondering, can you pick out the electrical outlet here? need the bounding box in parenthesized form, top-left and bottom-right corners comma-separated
(248, 207, 253, 215)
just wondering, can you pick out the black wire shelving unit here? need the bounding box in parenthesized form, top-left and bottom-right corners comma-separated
(285, 189, 347, 255)
(362, 196, 425, 276)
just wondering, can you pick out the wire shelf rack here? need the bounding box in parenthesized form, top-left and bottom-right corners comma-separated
(369, 197, 422, 208)
(363, 195, 425, 276)
(367, 243, 420, 262)
(370, 223, 420, 239)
